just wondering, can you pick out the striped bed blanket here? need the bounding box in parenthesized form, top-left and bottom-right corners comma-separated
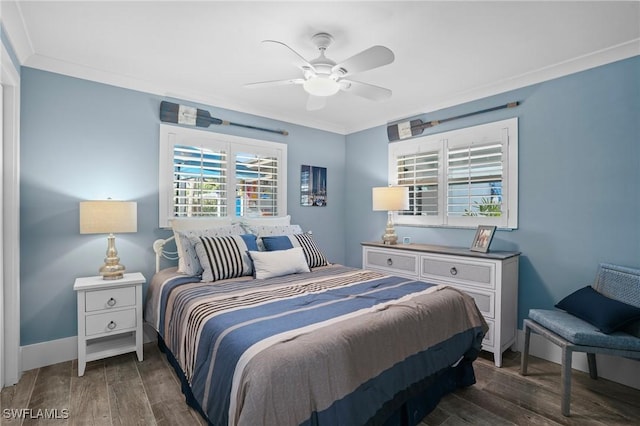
(144, 264, 487, 426)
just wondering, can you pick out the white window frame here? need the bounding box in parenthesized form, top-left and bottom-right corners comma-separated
(159, 124, 287, 228)
(388, 118, 518, 229)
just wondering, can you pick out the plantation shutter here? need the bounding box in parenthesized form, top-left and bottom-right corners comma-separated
(396, 150, 439, 217)
(388, 117, 517, 229)
(173, 144, 228, 217)
(235, 152, 279, 217)
(160, 125, 288, 227)
(447, 142, 503, 218)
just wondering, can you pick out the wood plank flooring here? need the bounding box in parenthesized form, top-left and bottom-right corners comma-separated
(2, 344, 639, 425)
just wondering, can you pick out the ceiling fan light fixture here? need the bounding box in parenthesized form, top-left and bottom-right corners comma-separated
(303, 76, 340, 97)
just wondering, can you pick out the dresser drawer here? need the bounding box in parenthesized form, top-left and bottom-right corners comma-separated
(85, 287, 136, 312)
(456, 286, 495, 319)
(365, 249, 418, 276)
(482, 319, 495, 349)
(85, 309, 137, 336)
(421, 256, 495, 289)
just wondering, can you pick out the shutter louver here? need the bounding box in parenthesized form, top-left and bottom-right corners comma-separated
(173, 144, 227, 217)
(396, 150, 439, 216)
(236, 152, 279, 217)
(447, 143, 503, 217)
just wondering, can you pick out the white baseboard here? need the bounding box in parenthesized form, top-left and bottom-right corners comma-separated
(514, 329, 640, 390)
(21, 325, 158, 372)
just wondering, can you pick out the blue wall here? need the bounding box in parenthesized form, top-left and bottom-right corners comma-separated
(345, 56, 640, 326)
(19, 56, 639, 346)
(19, 68, 345, 345)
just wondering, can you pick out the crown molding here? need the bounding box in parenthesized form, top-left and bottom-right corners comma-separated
(0, 1, 35, 65)
(18, 33, 640, 136)
(375, 38, 640, 134)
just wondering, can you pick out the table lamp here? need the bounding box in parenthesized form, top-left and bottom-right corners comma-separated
(79, 200, 137, 280)
(372, 186, 409, 245)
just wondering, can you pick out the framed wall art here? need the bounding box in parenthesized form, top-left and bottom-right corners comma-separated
(300, 165, 327, 207)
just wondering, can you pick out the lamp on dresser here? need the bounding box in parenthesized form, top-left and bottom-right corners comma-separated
(372, 186, 409, 245)
(79, 199, 137, 280)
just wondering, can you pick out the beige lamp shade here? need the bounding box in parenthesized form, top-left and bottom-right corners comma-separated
(80, 200, 137, 234)
(372, 186, 409, 211)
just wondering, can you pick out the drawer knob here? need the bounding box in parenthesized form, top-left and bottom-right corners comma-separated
(450, 267, 458, 276)
(107, 321, 117, 330)
(387, 258, 393, 266)
(107, 297, 117, 307)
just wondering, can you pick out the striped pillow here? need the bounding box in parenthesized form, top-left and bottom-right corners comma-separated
(192, 234, 258, 282)
(262, 233, 329, 268)
(176, 224, 245, 276)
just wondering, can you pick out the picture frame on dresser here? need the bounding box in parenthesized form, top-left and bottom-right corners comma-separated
(470, 225, 496, 253)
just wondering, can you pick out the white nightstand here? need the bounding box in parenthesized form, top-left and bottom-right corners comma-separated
(74, 272, 145, 376)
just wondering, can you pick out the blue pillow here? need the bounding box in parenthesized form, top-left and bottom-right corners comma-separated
(555, 286, 640, 334)
(262, 233, 329, 268)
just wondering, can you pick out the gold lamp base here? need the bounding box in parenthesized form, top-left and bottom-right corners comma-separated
(381, 212, 399, 245)
(100, 234, 126, 280)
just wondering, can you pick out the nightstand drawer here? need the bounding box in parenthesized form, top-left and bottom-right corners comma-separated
(85, 309, 136, 336)
(421, 256, 495, 289)
(85, 287, 136, 312)
(365, 249, 418, 276)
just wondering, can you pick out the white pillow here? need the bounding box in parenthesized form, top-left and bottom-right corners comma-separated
(169, 217, 236, 274)
(240, 215, 291, 227)
(248, 247, 310, 279)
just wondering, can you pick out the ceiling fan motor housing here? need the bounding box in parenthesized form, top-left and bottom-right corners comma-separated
(311, 32, 334, 50)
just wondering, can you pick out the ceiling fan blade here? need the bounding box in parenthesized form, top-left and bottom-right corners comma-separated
(340, 80, 392, 101)
(262, 40, 316, 72)
(244, 78, 305, 89)
(332, 46, 394, 77)
(306, 95, 327, 111)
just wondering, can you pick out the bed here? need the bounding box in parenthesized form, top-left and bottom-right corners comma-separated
(144, 218, 488, 426)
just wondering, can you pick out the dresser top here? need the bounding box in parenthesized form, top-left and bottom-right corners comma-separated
(361, 241, 520, 260)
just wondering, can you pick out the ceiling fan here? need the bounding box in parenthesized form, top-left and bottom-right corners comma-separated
(244, 32, 395, 111)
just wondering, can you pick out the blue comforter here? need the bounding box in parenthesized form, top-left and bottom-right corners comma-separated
(145, 265, 487, 426)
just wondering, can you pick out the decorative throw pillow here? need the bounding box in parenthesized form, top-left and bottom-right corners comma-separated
(262, 233, 329, 268)
(193, 234, 258, 282)
(555, 285, 640, 334)
(248, 224, 303, 250)
(175, 224, 245, 276)
(170, 216, 236, 272)
(248, 247, 310, 279)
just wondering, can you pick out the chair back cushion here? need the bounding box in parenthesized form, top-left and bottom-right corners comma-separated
(594, 263, 640, 337)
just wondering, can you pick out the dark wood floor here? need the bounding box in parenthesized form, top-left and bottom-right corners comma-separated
(2, 343, 639, 425)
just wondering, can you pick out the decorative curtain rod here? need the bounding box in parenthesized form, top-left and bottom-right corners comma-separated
(387, 101, 519, 142)
(160, 101, 289, 136)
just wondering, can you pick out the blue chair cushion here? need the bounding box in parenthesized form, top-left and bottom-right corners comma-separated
(529, 309, 640, 351)
(555, 286, 640, 333)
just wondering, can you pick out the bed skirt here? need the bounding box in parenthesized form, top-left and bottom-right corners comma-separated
(157, 335, 478, 426)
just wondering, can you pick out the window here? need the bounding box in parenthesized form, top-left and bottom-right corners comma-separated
(159, 124, 287, 227)
(389, 118, 518, 229)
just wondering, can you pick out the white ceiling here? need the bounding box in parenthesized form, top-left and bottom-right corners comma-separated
(7, 1, 640, 134)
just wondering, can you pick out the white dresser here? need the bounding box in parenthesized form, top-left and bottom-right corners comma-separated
(362, 242, 519, 367)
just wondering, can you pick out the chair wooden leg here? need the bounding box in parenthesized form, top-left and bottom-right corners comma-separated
(520, 321, 532, 376)
(561, 347, 572, 416)
(587, 353, 598, 379)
